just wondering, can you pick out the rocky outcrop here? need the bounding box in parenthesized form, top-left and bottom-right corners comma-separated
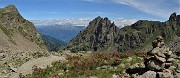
(67, 13, 180, 53)
(67, 16, 119, 52)
(0, 5, 47, 51)
(124, 36, 180, 78)
(0, 5, 48, 77)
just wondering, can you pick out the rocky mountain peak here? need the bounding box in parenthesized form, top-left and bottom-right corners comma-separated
(4, 5, 18, 12)
(0, 5, 47, 51)
(0, 5, 19, 15)
(169, 12, 177, 21)
(87, 16, 115, 28)
(67, 16, 119, 52)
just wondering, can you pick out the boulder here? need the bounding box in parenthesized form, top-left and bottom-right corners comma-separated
(167, 51, 173, 56)
(155, 55, 166, 62)
(141, 71, 156, 78)
(167, 58, 175, 62)
(157, 52, 166, 58)
(147, 60, 164, 71)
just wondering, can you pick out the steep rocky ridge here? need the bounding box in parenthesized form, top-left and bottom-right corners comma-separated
(67, 13, 180, 53)
(67, 16, 119, 52)
(40, 33, 66, 51)
(0, 5, 48, 77)
(0, 5, 46, 51)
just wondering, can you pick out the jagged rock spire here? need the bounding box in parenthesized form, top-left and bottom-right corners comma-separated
(169, 12, 177, 21)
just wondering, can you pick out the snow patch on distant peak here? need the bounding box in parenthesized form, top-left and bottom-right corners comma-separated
(30, 18, 137, 27)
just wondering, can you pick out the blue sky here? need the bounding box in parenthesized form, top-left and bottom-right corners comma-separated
(0, 0, 179, 21)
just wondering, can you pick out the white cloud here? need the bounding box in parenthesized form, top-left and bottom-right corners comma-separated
(30, 18, 92, 26)
(112, 0, 180, 18)
(30, 17, 137, 28)
(113, 18, 137, 27)
(83, 0, 180, 19)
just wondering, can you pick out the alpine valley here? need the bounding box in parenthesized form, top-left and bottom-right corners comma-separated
(0, 4, 180, 78)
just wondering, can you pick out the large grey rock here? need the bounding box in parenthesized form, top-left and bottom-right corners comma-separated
(151, 47, 161, 54)
(125, 36, 180, 78)
(167, 51, 173, 56)
(141, 71, 156, 78)
(157, 52, 166, 58)
(167, 58, 175, 62)
(155, 55, 166, 62)
(147, 60, 164, 71)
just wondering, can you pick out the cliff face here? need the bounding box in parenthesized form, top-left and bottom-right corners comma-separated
(0, 5, 46, 51)
(67, 13, 180, 52)
(67, 16, 119, 52)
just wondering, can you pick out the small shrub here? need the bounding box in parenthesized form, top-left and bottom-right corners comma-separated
(0, 26, 12, 37)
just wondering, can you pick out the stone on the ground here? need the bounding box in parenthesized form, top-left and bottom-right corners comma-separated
(141, 71, 156, 78)
(124, 36, 180, 78)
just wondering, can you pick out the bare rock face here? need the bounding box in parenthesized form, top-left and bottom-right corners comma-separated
(67, 16, 119, 52)
(140, 71, 156, 78)
(125, 36, 180, 78)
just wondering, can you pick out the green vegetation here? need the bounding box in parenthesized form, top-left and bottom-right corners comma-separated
(0, 14, 3, 18)
(18, 25, 28, 37)
(0, 26, 12, 37)
(24, 52, 143, 78)
(0, 25, 17, 45)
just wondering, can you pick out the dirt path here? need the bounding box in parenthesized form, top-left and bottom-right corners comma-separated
(11, 55, 66, 78)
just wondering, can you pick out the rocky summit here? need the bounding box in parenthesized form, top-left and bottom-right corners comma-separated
(67, 16, 119, 52)
(67, 13, 180, 53)
(124, 36, 180, 78)
(0, 5, 46, 51)
(0, 5, 48, 77)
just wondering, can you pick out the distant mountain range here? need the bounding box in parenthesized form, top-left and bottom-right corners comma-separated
(31, 18, 91, 27)
(40, 33, 66, 51)
(31, 18, 137, 27)
(32, 18, 137, 44)
(36, 24, 86, 43)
